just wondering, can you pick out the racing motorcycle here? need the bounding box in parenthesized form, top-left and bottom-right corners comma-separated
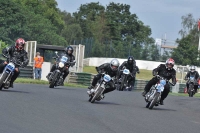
(187, 76, 196, 97)
(144, 75, 173, 110)
(89, 73, 112, 103)
(48, 52, 75, 88)
(0, 57, 22, 90)
(118, 68, 132, 91)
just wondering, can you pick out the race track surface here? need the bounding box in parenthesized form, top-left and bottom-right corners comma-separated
(0, 84, 199, 133)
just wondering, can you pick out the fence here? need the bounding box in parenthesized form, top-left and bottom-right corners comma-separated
(19, 66, 34, 78)
(67, 72, 94, 86)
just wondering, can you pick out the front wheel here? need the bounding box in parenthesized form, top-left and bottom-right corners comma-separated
(49, 72, 59, 88)
(119, 76, 125, 91)
(149, 92, 160, 109)
(188, 84, 194, 97)
(91, 87, 103, 103)
(0, 72, 9, 90)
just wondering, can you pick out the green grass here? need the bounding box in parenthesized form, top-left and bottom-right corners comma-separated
(169, 92, 200, 97)
(15, 78, 87, 88)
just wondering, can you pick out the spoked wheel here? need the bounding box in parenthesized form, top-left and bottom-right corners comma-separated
(149, 92, 160, 110)
(91, 87, 103, 103)
(0, 73, 9, 90)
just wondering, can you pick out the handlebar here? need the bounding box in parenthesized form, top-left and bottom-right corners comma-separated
(8, 57, 22, 67)
(156, 75, 175, 86)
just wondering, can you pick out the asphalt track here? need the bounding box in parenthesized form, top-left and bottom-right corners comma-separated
(0, 84, 199, 133)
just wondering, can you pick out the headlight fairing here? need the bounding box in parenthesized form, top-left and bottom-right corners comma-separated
(58, 62, 64, 68)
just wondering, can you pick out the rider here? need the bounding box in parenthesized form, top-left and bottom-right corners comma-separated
(0, 38, 29, 88)
(87, 59, 120, 97)
(118, 56, 140, 90)
(46, 46, 75, 85)
(142, 58, 176, 105)
(184, 65, 199, 93)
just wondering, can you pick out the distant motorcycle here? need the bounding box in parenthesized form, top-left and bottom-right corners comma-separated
(118, 68, 132, 91)
(48, 52, 75, 88)
(144, 75, 173, 109)
(187, 76, 196, 97)
(0, 57, 22, 90)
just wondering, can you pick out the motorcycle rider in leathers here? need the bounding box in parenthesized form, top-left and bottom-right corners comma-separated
(0, 38, 29, 88)
(46, 46, 75, 85)
(142, 58, 176, 105)
(118, 56, 139, 91)
(87, 59, 120, 98)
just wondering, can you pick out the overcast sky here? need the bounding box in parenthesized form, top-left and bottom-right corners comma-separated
(56, 0, 200, 43)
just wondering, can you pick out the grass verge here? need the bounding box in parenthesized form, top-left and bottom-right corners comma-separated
(15, 78, 87, 88)
(169, 92, 200, 97)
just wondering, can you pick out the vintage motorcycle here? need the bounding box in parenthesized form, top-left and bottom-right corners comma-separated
(187, 76, 196, 97)
(88, 73, 112, 103)
(118, 68, 132, 91)
(0, 57, 22, 90)
(144, 75, 173, 109)
(48, 52, 75, 88)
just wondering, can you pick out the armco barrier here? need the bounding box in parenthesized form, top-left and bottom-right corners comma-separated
(19, 66, 34, 78)
(68, 72, 94, 86)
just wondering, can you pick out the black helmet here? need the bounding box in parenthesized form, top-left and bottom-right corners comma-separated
(65, 46, 73, 55)
(127, 56, 134, 65)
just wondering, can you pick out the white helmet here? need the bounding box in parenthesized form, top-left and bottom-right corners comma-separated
(110, 59, 120, 71)
(190, 66, 195, 73)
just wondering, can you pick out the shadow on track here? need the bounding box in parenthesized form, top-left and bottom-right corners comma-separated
(1, 89, 29, 94)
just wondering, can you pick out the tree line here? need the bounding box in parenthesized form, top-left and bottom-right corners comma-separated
(0, 0, 199, 65)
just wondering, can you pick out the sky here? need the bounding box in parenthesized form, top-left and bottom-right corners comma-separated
(56, 0, 200, 43)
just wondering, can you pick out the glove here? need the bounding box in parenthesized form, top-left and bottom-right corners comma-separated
(152, 71, 157, 76)
(137, 71, 140, 74)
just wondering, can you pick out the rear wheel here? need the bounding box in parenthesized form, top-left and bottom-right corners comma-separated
(49, 72, 59, 88)
(149, 92, 160, 109)
(91, 87, 103, 103)
(0, 73, 9, 90)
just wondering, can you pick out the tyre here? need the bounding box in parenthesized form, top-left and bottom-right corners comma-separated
(188, 84, 194, 97)
(0, 73, 9, 90)
(119, 76, 125, 91)
(149, 92, 160, 109)
(49, 72, 59, 88)
(146, 102, 150, 108)
(91, 87, 103, 103)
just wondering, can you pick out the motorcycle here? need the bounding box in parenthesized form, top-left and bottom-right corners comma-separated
(88, 73, 112, 103)
(144, 75, 173, 110)
(0, 57, 22, 90)
(187, 76, 196, 97)
(48, 51, 75, 88)
(118, 68, 132, 91)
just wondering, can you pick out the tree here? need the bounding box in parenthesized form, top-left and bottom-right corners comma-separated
(173, 13, 200, 66)
(172, 35, 199, 66)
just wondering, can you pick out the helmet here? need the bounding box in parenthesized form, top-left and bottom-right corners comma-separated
(190, 65, 195, 73)
(165, 58, 175, 70)
(110, 59, 120, 71)
(127, 56, 134, 65)
(65, 46, 73, 55)
(15, 38, 25, 51)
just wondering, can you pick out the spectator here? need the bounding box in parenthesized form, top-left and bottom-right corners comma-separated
(34, 52, 44, 80)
